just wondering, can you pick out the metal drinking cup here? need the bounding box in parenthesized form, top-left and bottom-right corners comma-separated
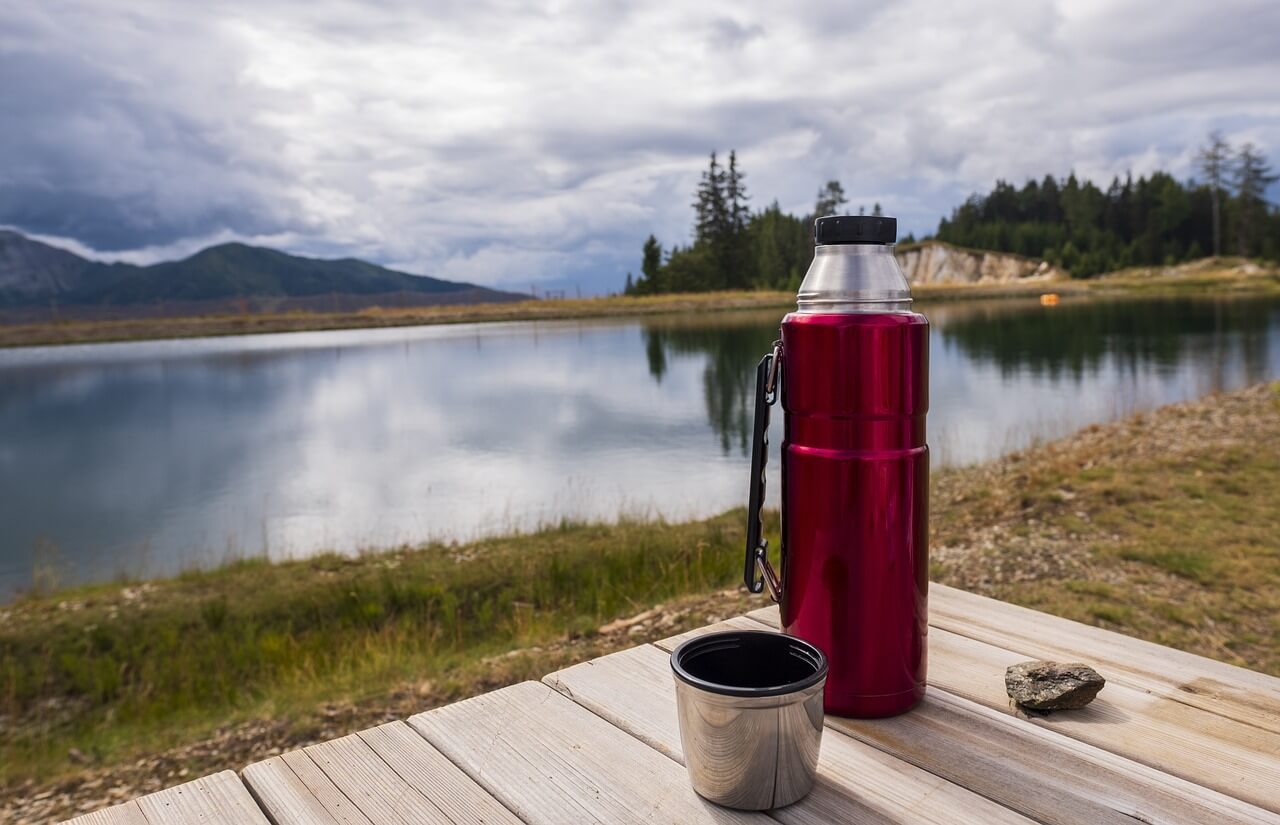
(671, 630, 827, 810)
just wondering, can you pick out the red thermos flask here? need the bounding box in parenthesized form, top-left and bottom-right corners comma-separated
(746, 214, 928, 718)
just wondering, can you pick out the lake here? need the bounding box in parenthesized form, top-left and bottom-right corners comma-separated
(2, 294, 1278, 598)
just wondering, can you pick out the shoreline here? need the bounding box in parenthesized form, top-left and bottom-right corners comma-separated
(3, 380, 1277, 822)
(2, 258, 1276, 349)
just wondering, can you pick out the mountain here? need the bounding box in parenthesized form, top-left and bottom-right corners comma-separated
(0, 230, 96, 300)
(0, 231, 527, 320)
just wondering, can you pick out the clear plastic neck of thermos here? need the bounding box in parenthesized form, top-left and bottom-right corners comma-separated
(795, 243, 913, 313)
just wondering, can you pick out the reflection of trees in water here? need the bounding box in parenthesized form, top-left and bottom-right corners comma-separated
(642, 296, 1278, 455)
(936, 296, 1279, 385)
(643, 315, 780, 455)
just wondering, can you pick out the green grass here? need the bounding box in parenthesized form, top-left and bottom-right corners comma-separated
(0, 512, 769, 784)
(1118, 547, 1218, 582)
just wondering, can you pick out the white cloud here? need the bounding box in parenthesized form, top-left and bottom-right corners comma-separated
(2, 0, 1277, 293)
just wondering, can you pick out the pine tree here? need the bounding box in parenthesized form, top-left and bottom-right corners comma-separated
(724, 150, 752, 287)
(640, 235, 662, 292)
(1232, 143, 1277, 257)
(813, 180, 847, 217)
(872, 202, 883, 217)
(624, 272, 634, 295)
(694, 152, 728, 246)
(1197, 131, 1232, 257)
(692, 151, 754, 288)
(726, 151, 750, 234)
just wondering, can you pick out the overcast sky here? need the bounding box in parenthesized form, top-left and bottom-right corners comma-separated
(3, 0, 1278, 294)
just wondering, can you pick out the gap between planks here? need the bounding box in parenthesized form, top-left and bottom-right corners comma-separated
(61, 771, 270, 825)
(410, 679, 769, 825)
(928, 582, 1280, 734)
(545, 639, 1032, 825)
(649, 620, 1277, 824)
(241, 720, 521, 825)
(735, 605, 1280, 815)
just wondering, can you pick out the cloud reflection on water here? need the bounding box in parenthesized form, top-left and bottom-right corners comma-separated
(0, 294, 1276, 596)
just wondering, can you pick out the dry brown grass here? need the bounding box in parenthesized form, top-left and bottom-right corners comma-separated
(931, 381, 1280, 675)
(0, 292, 796, 348)
(5, 258, 1276, 349)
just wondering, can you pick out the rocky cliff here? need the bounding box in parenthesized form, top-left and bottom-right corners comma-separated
(897, 241, 1064, 285)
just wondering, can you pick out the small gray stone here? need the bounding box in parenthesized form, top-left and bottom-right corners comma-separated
(1005, 660, 1106, 710)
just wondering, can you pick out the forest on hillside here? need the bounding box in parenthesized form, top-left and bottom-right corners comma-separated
(629, 134, 1278, 292)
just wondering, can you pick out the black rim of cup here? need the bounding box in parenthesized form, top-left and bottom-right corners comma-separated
(671, 630, 828, 698)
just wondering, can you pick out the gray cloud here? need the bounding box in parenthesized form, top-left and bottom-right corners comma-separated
(1, 0, 1278, 293)
(709, 18, 765, 51)
(0, 6, 308, 253)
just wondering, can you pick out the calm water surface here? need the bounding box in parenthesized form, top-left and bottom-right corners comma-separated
(2, 294, 1277, 597)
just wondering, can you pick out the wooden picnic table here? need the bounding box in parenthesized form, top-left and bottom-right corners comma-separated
(63, 583, 1280, 824)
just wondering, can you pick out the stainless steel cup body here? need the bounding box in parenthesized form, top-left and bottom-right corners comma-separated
(671, 631, 826, 810)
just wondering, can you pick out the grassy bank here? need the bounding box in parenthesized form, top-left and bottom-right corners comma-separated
(0, 291, 796, 348)
(3, 381, 1278, 821)
(0, 514, 754, 786)
(3, 258, 1277, 349)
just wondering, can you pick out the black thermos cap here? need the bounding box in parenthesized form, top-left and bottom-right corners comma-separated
(814, 215, 897, 245)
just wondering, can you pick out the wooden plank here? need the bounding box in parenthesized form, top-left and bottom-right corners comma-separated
(655, 615, 763, 653)
(410, 680, 769, 824)
(245, 724, 517, 825)
(928, 583, 1280, 734)
(60, 801, 149, 825)
(546, 642, 1032, 824)
(658, 619, 1279, 824)
(742, 608, 1280, 815)
(135, 770, 271, 824)
(242, 752, 375, 825)
(301, 733, 459, 824)
(357, 722, 521, 824)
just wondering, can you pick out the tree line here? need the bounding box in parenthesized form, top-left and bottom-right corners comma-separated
(626, 152, 915, 295)
(628, 134, 1277, 291)
(938, 133, 1278, 277)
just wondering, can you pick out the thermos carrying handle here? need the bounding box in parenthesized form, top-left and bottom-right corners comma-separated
(745, 340, 783, 601)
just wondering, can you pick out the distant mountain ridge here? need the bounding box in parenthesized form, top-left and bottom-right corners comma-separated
(0, 230, 527, 320)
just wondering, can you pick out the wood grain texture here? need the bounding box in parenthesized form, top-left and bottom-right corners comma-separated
(62, 591, 1280, 825)
(928, 582, 1280, 733)
(546, 642, 1032, 824)
(301, 733, 461, 824)
(736, 607, 1280, 820)
(59, 800, 149, 825)
(410, 680, 769, 825)
(134, 770, 271, 825)
(243, 752, 375, 825)
(357, 722, 521, 825)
